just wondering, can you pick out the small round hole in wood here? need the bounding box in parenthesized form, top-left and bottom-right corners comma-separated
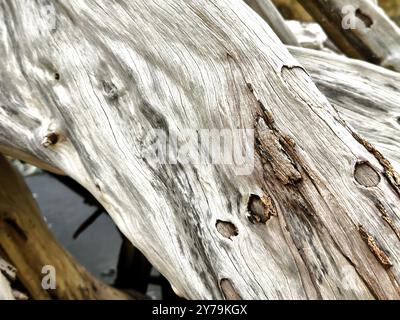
(216, 220, 238, 240)
(354, 161, 380, 187)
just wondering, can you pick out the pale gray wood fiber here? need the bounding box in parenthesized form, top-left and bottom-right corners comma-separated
(0, 257, 15, 300)
(299, 0, 400, 71)
(1, 0, 400, 299)
(291, 47, 400, 173)
(0, 272, 14, 300)
(244, 0, 300, 46)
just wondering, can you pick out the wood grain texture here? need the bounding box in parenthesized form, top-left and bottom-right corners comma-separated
(246, 0, 400, 166)
(291, 46, 400, 173)
(298, 0, 400, 71)
(244, 0, 300, 46)
(1, 0, 400, 299)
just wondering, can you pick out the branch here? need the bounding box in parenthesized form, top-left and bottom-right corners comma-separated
(244, 0, 300, 46)
(1, 0, 400, 299)
(290, 46, 400, 172)
(298, 0, 400, 71)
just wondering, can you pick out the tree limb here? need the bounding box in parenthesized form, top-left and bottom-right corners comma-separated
(298, 0, 400, 71)
(290, 46, 400, 173)
(1, 0, 400, 299)
(244, 0, 300, 46)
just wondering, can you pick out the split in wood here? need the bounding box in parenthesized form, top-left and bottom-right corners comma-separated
(220, 278, 241, 300)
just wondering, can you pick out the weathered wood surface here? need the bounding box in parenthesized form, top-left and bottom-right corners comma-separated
(0, 155, 134, 299)
(290, 47, 400, 173)
(0, 271, 14, 300)
(251, 2, 400, 172)
(0, 256, 15, 300)
(1, 0, 400, 299)
(298, 0, 400, 71)
(0, 256, 16, 281)
(244, 0, 300, 46)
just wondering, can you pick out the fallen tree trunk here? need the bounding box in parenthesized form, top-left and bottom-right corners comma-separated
(0, 155, 134, 299)
(298, 0, 400, 71)
(1, 0, 400, 299)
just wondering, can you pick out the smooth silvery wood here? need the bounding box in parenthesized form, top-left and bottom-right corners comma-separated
(298, 0, 400, 71)
(244, 0, 300, 46)
(290, 47, 400, 173)
(1, 0, 400, 299)
(0, 272, 14, 300)
(0, 256, 15, 300)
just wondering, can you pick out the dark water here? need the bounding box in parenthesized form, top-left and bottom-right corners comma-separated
(24, 173, 162, 298)
(25, 173, 122, 284)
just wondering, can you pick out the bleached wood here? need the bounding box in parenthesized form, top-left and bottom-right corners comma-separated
(0, 256, 16, 300)
(0, 271, 14, 300)
(0, 257, 16, 282)
(245, 0, 400, 167)
(244, 0, 300, 46)
(1, 0, 400, 299)
(291, 47, 400, 173)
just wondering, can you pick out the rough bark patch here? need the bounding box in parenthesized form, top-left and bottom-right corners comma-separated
(358, 225, 392, 269)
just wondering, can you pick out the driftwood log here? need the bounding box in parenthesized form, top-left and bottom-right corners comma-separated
(298, 0, 400, 71)
(1, 0, 400, 299)
(0, 155, 135, 299)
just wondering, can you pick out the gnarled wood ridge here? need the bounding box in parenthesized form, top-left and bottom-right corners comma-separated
(1, 0, 400, 299)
